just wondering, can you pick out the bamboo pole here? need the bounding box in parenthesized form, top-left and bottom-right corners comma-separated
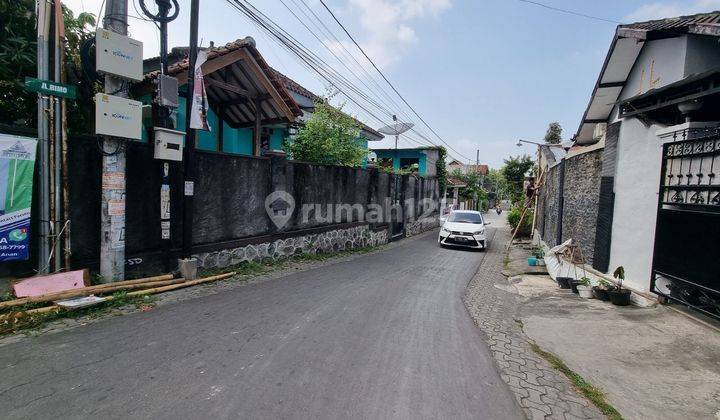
(507, 168, 546, 250)
(0, 272, 237, 323)
(0, 274, 175, 309)
(0, 278, 183, 309)
(123, 272, 236, 297)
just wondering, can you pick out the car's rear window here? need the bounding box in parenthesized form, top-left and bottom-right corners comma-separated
(447, 212, 483, 223)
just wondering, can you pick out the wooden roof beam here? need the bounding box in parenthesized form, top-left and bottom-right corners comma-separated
(205, 77, 251, 97)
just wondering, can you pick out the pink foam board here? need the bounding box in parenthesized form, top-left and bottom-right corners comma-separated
(12, 269, 90, 298)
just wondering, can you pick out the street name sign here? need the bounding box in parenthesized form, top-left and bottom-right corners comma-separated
(24, 77, 76, 99)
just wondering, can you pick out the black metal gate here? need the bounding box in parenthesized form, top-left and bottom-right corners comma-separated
(651, 127, 720, 319)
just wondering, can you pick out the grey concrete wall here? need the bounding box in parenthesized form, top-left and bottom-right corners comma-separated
(56, 138, 439, 275)
(191, 151, 439, 266)
(538, 163, 561, 247)
(561, 150, 602, 264)
(538, 149, 603, 263)
(195, 224, 388, 270)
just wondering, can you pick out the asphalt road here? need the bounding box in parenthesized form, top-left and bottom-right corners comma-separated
(0, 224, 522, 419)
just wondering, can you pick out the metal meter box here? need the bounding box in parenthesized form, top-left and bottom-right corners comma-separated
(96, 29, 143, 81)
(95, 93, 143, 140)
(156, 74, 179, 108)
(154, 127, 184, 161)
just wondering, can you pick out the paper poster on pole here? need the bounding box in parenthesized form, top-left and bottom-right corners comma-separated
(0, 134, 37, 261)
(189, 49, 211, 131)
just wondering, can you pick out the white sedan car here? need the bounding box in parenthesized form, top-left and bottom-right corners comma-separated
(438, 210, 489, 250)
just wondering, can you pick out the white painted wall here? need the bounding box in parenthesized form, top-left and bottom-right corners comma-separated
(618, 37, 687, 106)
(604, 34, 720, 291)
(607, 118, 666, 291)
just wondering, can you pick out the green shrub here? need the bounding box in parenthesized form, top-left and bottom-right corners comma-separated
(507, 206, 533, 237)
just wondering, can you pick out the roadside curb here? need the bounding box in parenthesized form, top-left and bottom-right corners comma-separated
(463, 226, 605, 420)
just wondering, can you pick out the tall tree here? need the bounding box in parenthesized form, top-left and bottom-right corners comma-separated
(544, 121, 562, 144)
(500, 155, 534, 204)
(0, 0, 96, 131)
(450, 168, 489, 210)
(0, 0, 38, 127)
(436, 147, 447, 193)
(285, 100, 368, 167)
(485, 168, 508, 201)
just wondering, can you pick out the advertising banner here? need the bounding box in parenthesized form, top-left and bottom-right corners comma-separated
(189, 49, 211, 131)
(0, 134, 37, 261)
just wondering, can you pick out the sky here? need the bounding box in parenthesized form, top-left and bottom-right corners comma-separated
(65, 0, 720, 168)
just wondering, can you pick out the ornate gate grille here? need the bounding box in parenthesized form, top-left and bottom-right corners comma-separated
(651, 127, 720, 318)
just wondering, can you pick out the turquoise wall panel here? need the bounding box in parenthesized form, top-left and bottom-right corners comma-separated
(269, 128, 285, 150)
(197, 107, 218, 151)
(222, 126, 254, 155)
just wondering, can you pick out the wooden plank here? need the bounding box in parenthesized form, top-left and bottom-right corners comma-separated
(12, 269, 90, 298)
(176, 49, 247, 86)
(1, 274, 174, 309)
(0, 272, 237, 323)
(254, 97, 262, 156)
(205, 77, 251, 97)
(238, 49, 297, 121)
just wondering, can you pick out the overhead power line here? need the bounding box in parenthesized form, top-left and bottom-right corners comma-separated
(226, 0, 469, 162)
(292, 0, 418, 129)
(225, 0, 453, 156)
(227, 0, 448, 153)
(515, 0, 621, 24)
(284, 0, 443, 150)
(316, 0, 474, 161)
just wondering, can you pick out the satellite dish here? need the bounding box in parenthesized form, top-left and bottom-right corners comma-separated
(377, 122, 414, 136)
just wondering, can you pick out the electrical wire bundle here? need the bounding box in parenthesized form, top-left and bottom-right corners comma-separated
(225, 0, 476, 164)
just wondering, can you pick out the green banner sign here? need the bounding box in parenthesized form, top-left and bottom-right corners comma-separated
(0, 133, 37, 261)
(24, 77, 76, 99)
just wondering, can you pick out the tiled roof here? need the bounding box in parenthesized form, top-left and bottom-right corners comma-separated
(466, 164, 489, 175)
(272, 68, 384, 139)
(446, 175, 466, 187)
(575, 11, 720, 143)
(620, 11, 720, 32)
(142, 37, 302, 118)
(272, 69, 321, 103)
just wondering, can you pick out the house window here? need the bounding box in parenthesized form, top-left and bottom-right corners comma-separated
(378, 158, 393, 169)
(400, 158, 419, 170)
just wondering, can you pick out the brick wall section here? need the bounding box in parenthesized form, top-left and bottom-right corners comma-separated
(561, 150, 603, 264)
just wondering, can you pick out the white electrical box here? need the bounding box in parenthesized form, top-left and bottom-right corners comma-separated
(154, 127, 185, 161)
(96, 29, 143, 81)
(95, 93, 143, 140)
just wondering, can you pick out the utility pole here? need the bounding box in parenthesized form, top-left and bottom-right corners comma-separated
(99, 0, 128, 282)
(182, 0, 200, 259)
(138, 0, 181, 272)
(36, 1, 52, 274)
(53, 0, 64, 273)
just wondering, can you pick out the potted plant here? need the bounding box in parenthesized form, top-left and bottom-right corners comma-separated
(576, 277, 593, 298)
(569, 278, 581, 294)
(592, 279, 615, 301)
(556, 276, 573, 289)
(533, 249, 546, 266)
(607, 266, 632, 306)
